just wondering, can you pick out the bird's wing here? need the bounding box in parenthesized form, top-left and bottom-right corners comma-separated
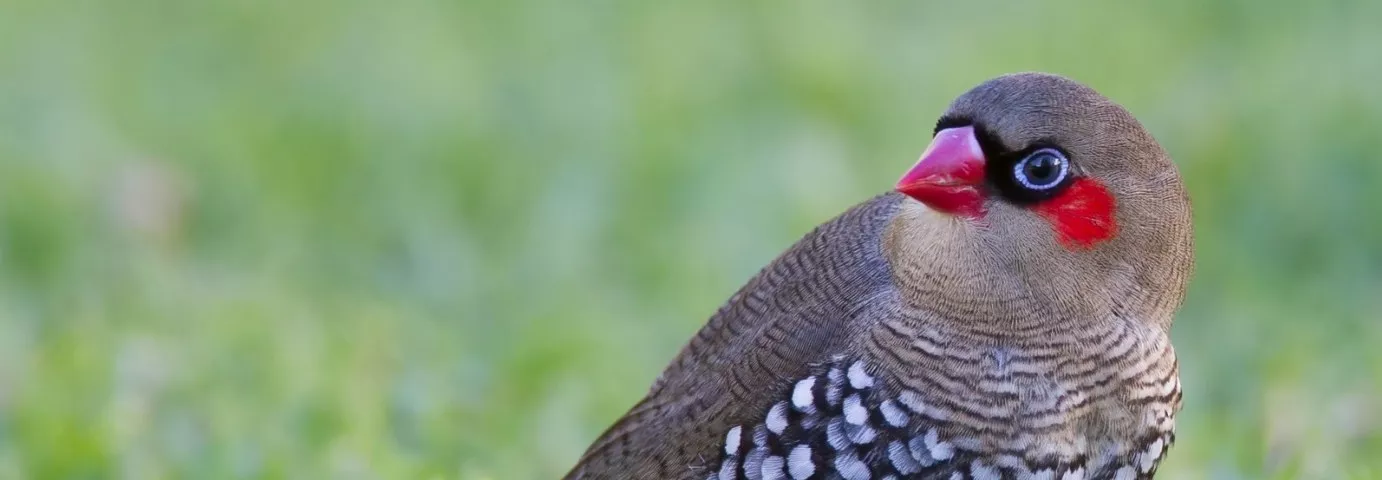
(565, 194, 955, 479)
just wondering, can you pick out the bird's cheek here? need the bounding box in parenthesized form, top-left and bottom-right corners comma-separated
(1033, 178, 1119, 249)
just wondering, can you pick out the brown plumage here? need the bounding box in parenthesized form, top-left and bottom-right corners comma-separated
(566, 73, 1194, 480)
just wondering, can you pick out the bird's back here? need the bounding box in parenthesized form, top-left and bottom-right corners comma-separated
(566, 194, 904, 479)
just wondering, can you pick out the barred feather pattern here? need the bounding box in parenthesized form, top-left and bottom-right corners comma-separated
(709, 352, 1179, 480)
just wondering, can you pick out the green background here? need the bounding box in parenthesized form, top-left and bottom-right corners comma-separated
(2, 1, 1381, 478)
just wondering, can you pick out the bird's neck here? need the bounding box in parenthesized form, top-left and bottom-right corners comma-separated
(881, 201, 1180, 336)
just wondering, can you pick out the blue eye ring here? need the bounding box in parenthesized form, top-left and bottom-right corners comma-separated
(1012, 148, 1070, 191)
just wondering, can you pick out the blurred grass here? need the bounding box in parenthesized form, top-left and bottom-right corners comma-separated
(2, 0, 1382, 478)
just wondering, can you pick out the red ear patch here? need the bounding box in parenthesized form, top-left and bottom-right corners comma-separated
(1034, 178, 1118, 249)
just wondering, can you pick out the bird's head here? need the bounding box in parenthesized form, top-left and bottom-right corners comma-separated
(886, 73, 1193, 329)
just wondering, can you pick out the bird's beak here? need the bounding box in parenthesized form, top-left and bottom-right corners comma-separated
(894, 125, 987, 217)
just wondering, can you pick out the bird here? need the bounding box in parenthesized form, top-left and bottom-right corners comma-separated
(564, 72, 1194, 480)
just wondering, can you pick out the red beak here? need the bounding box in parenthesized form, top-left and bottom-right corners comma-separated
(894, 126, 988, 217)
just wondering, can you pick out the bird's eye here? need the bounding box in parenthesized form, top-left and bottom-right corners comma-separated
(1012, 148, 1070, 191)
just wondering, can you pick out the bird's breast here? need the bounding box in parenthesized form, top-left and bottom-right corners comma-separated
(701, 322, 1180, 480)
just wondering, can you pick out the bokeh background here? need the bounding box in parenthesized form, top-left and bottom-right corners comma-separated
(2, 1, 1381, 478)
